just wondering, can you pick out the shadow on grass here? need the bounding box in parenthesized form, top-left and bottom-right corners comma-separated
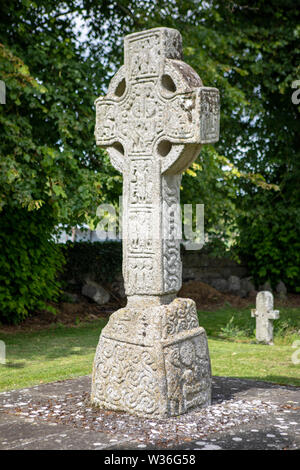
(2, 361, 26, 369)
(258, 375, 300, 387)
(0, 319, 107, 362)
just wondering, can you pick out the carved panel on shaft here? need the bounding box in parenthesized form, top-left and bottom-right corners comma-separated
(162, 175, 182, 293)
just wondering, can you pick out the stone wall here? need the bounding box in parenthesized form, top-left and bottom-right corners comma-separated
(182, 250, 253, 297)
(182, 250, 248, 283)
(60, 236, 251, 296)
(62, 242, 255, 301)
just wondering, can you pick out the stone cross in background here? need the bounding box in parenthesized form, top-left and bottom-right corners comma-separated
(251, 291, 280, 345)
(91, 27, 220, 418)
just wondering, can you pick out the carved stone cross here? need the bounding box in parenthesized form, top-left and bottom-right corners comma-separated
(91, 28, 220, 418)
(251, 291, 279, 344)
(95, 27, 219, 299)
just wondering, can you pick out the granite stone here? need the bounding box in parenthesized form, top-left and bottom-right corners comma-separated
(92, 27, 220, 417)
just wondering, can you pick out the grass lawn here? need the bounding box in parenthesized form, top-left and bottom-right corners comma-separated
(0, 306, 299, 392)
(200, 305, 300, 387)
(0, 319, 107, 392)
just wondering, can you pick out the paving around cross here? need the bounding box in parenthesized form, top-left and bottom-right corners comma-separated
(0, 375, 299, 451)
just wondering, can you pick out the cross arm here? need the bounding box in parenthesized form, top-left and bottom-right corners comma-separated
(251, 308, 280, 320)
(157, 59, 220, 174)
(268, 310, 280, 320)
(94, 66, 127, 173)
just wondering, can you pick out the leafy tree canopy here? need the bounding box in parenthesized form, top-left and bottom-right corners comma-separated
(0, 0, 299, 293)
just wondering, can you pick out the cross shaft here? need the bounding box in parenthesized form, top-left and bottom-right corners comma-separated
(95, 27, 219, 299)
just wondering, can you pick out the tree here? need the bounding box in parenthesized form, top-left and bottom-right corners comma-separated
(1, 0, 299, 322)
(119, 0, 299, 289)
(0, 1, 125, 220)
(0, 0, 126, 321)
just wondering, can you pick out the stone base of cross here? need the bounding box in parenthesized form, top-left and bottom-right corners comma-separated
(251, 291, 280, 345)
(92, 297, 211, 417)
(91, 27, 220, 418)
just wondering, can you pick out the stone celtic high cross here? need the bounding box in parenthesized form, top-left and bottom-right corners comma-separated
(91, 28, 220, 418)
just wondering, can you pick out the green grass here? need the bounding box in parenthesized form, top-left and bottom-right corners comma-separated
(198, 305, 300, 387)
(209, 339, 300, 386)
(198, 305, 300, 345)
(0, 306, 299, 392)
(0, 319, 107, 392)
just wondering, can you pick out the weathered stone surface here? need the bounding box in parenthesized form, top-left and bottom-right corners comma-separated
(211, 278, 228, 292)
(228, 275, 241, 293)
(276, 280, 287, 298)
(94, 28, 219, 298)
(63, 246, 249, 291)
(262, 280, 272, 292)
(92, 27, 219, 417)
(241, 277, 255, 294)
(82, 281, 110, 305)
(2, 376, 300, 450)
(91, 298, 211, 417)
(251, 291, 279, 345)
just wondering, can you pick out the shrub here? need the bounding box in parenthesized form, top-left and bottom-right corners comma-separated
(60, 240, 122, 285)
(0, 207, 64, 324)
(237, 201, 300, 293)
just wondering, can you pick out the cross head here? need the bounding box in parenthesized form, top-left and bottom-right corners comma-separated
(95, 27, 220, 299)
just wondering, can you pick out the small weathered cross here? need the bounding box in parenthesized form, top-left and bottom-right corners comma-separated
(92, 28, 219, 418)
(95, 27, 219, 300)
(251, 291, 280, 344)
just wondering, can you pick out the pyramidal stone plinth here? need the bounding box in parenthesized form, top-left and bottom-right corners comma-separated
(91, 27, 220, 418)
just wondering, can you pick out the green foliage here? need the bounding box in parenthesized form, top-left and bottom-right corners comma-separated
(200, 305, 300, 346)
(273, 317, 300, 344)
(2, 0, 294, 230)
(0, 206, 64, 324)
(0, 0, 299, 322)
(220, 315, 253, 339)
(61, 241, 122, 284)
(237, 198, 300, 291)
(0, 1, 125, 321)
(0, 12, 116, 222)
(122, 0, 300, 282)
